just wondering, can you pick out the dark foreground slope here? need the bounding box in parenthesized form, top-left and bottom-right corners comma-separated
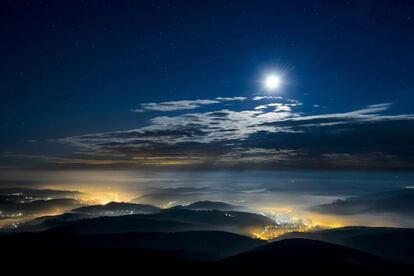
(277, 226, 414, 264)
(4, 248, 209, 274)
(1, 232, 412, 275)
(220, 238, 408, 274)
(0, 231, 266, 259)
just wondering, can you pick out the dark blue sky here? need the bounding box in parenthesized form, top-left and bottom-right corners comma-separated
(1, 0, 414, 169)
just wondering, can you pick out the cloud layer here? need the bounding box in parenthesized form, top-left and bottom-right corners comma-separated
(6, 96, 414, 169)
(310, 188, 414, 226)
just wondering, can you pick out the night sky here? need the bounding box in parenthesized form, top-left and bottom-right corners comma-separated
(1, 0, 414, 170)
(1, 0, 414, 229)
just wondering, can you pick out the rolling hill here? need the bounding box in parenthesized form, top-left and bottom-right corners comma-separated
(220, 238, 403, 273)
(276, 226, 414, 264)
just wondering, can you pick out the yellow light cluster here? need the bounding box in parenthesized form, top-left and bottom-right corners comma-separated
(251, 223, 342, 240)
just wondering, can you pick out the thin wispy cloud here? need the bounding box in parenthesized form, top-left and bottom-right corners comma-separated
(132, 97, 246, 112)
(131, 99, 219, 112)
(252, 96, 283, 101)
(215, 97, 247, 101)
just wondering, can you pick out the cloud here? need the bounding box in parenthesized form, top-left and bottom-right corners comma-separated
(3, 154, 136, 165)
(252, 96, 283, 101)
(254, 105, 268, 110)
(216, 148, 300, 164)
(60, 101, 414, 148)
(131, 99, 220, 112)
(310, 188, 414, 219)
(254, 101, 299, 112)
(6, 96, 414, 169)
(215, 97, 247, 101)
(132, 97, 246, 112)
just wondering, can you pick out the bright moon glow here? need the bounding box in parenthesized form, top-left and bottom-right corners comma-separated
(264, 74, 282, 90)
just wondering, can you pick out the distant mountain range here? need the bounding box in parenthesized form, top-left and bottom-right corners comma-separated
(171, 200, 244, 211)
(0, 198, 83, 218)
(13, 201, 272, 234)
(34, 208, 273, 235)
(73, 201, 161, 215)
(0, 187, 84, 222)
(1, 196, 413, 273)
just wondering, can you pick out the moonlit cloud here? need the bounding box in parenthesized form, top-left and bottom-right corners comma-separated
(310, 188, 414, 223)
(131, 97, 246, 112)
(5, 96, 414, 169)
(252, 96, 283, 101)
(131, 99, 220, 112)
(216, 148, 300, 163)
(215, 97, 247, 101)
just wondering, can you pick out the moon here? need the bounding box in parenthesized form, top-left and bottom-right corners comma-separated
(264, 74, 282, 91)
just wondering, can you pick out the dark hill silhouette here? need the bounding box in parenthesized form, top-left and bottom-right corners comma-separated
(220, 238, 402, 273)
(149, 209, 273, 230)
(18, 202, 160, 231)
(46, 216, 201, 234)
(0, 231, 266, 259)
(4, 248, 209, 274)
(17, 212, 92, 232)
(171, 200, 242, 211)
(276, 226, 414, 264)
(18, 202, 160, 232)
(1, 234, 412, 274)
(39, 208, 273, 235)
(72, 201, 160, 215)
